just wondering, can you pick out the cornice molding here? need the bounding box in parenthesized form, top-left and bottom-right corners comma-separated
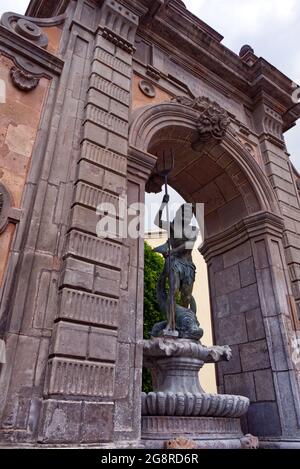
(201, 211, 285, 263)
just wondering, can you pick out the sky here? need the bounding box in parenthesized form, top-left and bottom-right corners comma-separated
(0, 0, 299, 229)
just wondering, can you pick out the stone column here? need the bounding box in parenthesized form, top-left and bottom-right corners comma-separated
(254, 100, 300, 323)
(202, 212, 300, 445)
(38, 0, 147, 445)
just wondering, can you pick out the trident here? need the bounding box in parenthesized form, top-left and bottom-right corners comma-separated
(154, 150, 177, 334)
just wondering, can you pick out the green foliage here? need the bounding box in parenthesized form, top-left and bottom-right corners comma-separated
(142, 242, 165, 393)
(143, 242, 165, 339)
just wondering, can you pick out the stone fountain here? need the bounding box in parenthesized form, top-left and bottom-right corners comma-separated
(141, 196, 257, 449)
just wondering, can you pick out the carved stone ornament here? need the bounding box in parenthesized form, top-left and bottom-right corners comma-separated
(10, 66, 40, 92)
(171, 96, 231, 144)
(1, 11, 66, 49)
(166, 437, 198, 450)
(142, 337, 249, 419)
(139, 80, 156, 98)
(1, 13, 48, 48)
(240, 434, 259, 449)
(99, 0, 139, 54)
(0, 183, 12, 233)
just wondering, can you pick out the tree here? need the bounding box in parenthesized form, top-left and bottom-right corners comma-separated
(142, 241, 165, 392)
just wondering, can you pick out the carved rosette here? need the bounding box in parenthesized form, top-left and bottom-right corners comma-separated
(139, 80, 156, 98)
(171, 96, 231, 144)
(10, 66, 40, 92)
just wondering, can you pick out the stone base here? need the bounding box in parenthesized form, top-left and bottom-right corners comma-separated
(259, 438, 300, 449)
(141, 416, 254, 449)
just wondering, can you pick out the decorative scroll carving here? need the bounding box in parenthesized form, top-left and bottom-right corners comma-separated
(139, 79, 156, 98)
(99, 0, 139, 54)
(171, 96, 230, 144)
(10, 66, 40, 91)
(1, 11, 66, 49)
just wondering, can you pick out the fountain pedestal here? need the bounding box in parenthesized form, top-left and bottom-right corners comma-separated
(142, 338, 257, 449)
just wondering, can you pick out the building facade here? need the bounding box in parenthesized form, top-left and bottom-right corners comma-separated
(0, 0, 300, 447)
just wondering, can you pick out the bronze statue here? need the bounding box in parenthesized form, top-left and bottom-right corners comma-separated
(152, 195, 203, 340)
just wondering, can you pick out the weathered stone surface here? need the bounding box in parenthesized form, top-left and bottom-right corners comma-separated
(229, 284, 260, 314)
(88, 327, 117, 361)
(224, 370, 255, 399)
(239, 258, 256, 287)
(81, 402, 114, 443)
(245, 308, 266, 341)
(254, 370, 276, 401)
(215, 315, 248, 345)
(215, 265, 240, 296)
(39, 400, 82, 443)
(247, 402, 282, 437)
(240, 340, 270, 372)
(46, 357, 115, 397)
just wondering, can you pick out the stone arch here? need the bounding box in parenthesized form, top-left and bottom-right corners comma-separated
(129, 102, 279, 223)
(129, 101, 296, 438)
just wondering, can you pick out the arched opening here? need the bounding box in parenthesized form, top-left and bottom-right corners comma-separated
(144, 185, 217, 393)
(129, 100, 288, 436)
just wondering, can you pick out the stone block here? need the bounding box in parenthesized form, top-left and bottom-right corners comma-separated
(239, 257, 256, 287)
(87, 88, 110, 112)
(39, 399, 81, 443)
(83, 121, 107, 147)
(252, 239, 269, 269)
(81, 140, 127, 175)
(223, 241, 252, 268)
(245, 308, 266, 341)
(215, 294, 230, 318)
(107, 132, 128, 155)
(91, 60, 113, 81)
(88, 327, 118, 361)
(94, 48, 131, 77)
(229, 283, 260, 314)
(81, 402, 114, 443)
(61, 257, 94, 291)
(94, 264, 121, 297)
(66, 230, 122, 269)
(254, 369, 275, 401)
(218, 344, 242, 375)
(240, 339, 270, 372)
(89, 74, 130, 106)
(215, 264, 240, 296)
(46, 357, 115, 397)
(264, 316, 289, 371)
(76, 159, 104, 187)
(70, 205, 98, 236)
(51, 321, 89, 358)
(215, 315, 248, 345)
(110, 98, 129, 120)
(112, 70, 131, 91)
(103, 170, 126, 196)
(114, 343, 134, 399)
(247, 402, 281, 437)
(59, 288, 119, 328)
(224, 372, 256, 401)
